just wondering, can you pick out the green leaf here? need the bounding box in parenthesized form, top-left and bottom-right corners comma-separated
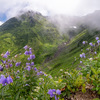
(91, 67, 97, 74)
(93, 98, 100, 100)
(15, 91, 20, 100)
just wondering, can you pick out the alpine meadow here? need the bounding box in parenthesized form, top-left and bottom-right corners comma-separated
(0, 1, 100, 100)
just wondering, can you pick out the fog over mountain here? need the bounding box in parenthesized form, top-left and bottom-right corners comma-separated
(1, 9, 100, 37)
(0, 0, 100, 21)
(48, 10, 100, 35)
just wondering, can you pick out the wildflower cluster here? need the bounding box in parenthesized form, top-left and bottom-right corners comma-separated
(0, 75, 13, 86)
(48, 89, 61, 100)
(15, 62, 21, 66)
(80, 53, 86, 58)
(0, 45, 39, 99)
(0, 51, 13, 86)
(24, 45, 33, 55)
(89, 42, 94, 46)
(96, 37, 100, 45)
(80, 36, 100, 63)
(2, 51, 10, 58)
(23, 45, 36, 71)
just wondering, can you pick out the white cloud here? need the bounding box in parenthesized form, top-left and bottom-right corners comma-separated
(0, 21, 3, 26)
(0, 0, 100, 20)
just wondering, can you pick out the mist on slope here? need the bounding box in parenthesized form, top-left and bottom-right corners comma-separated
(47, 10, 100, 38)
(1, 9, 100, 39)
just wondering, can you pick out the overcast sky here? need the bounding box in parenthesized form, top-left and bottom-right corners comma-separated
(0, 0, 100, 25)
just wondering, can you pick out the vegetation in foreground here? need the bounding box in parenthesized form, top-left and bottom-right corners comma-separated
(0, 36, 100, 100)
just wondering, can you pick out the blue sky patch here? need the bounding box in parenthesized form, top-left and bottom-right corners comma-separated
(0, 13, 7, 22)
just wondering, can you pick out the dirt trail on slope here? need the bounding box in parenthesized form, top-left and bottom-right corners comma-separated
(54, 41, 70, 58)
(44, 40, 70, 63)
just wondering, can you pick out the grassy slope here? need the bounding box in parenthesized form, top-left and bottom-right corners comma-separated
(42, 29, 100, 76)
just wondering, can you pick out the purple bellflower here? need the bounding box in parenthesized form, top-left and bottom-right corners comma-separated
(31, 62, 34, 66)
(24, 45, 28, 50)
(34, 67, 38, 71)
(6, 75, 13, 84)
(15, 62, 21, 67)
(26, 66, 31, 71)
(48, 89, 61, 100)
(89, 42, 93, 46)
(0, 75, 7, 86)
(96, 37, 99, 40)
(0, 65, 3, 71)
(82, 41, 86, 45)
(5, 51, 10, 55)
(97, 40, 100, 45)
(30, 54, 35, 59)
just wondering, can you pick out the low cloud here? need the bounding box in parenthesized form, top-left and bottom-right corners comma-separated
(0, 21, 3, 26)
(0, 0, 100, 20)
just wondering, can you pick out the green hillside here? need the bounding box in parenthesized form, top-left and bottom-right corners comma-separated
(0, 11, 100, 76)
(0, 11, 66, 64)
